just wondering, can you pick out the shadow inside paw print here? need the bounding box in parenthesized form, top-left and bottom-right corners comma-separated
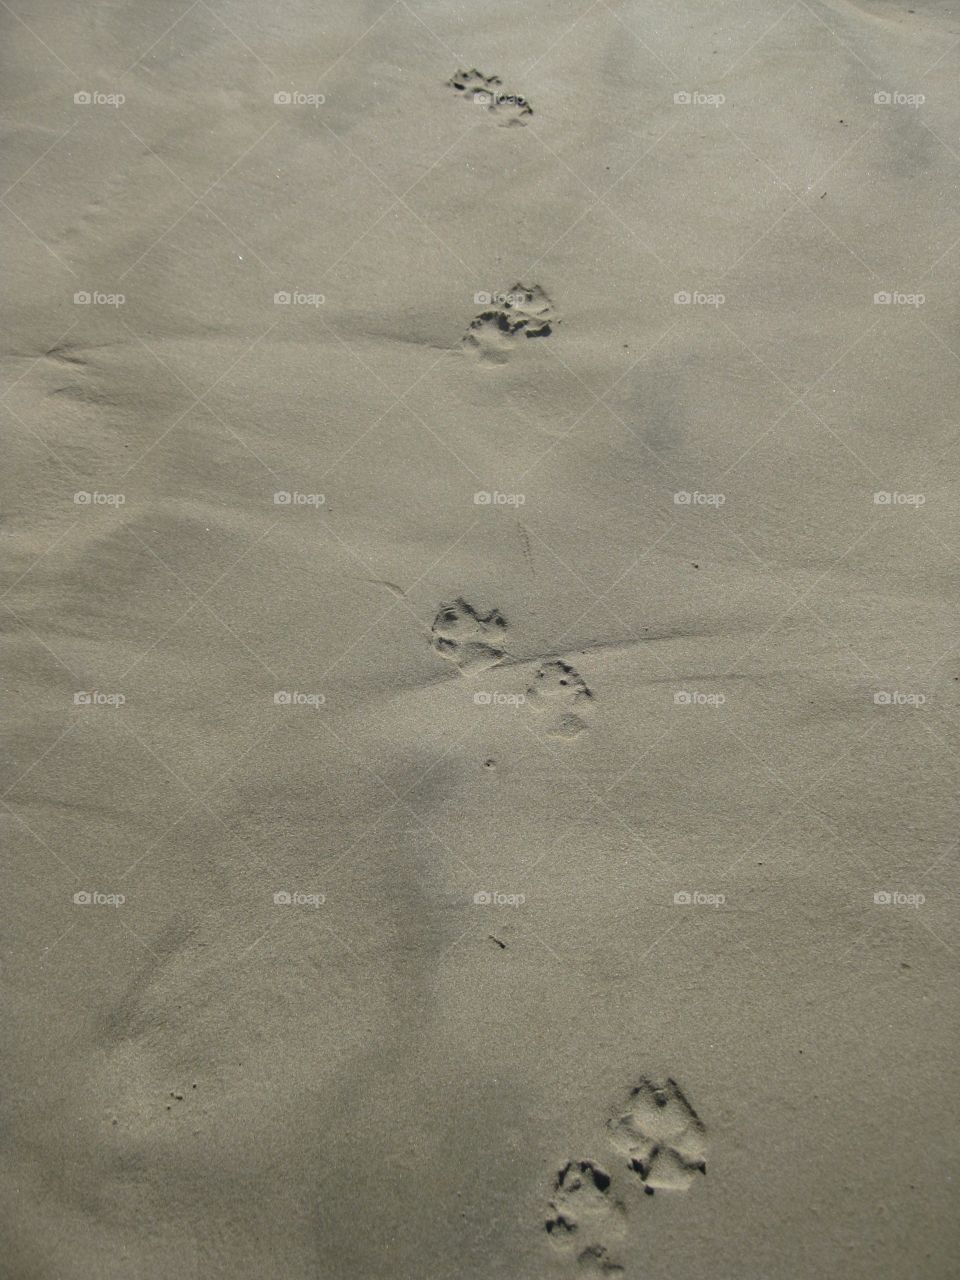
(447, 67, 532, 125)
(608, 1079, 707, 1194)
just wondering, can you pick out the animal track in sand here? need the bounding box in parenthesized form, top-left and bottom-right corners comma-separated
(545, 1161, 624, 1269)
(430, 597, 508, 674)
(607, 1078, 707, 1194)
(526, 659, 593, 739)
(446, 68, 532, 125)
(462, 284, 557, 363)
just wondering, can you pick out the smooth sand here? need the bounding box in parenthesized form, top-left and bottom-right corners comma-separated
(2, 1, 959, 1276)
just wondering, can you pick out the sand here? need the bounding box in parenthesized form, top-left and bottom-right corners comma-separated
(2, 0, 959, 1276)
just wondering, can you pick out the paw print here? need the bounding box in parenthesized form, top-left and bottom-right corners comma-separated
(607, 1079, 707, 1194)
(526, 659, 592, 739)
(431, 598, 508, 675)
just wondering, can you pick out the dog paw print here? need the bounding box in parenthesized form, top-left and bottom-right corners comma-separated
(446, 68, 532, 125)
(526, 659, 592, 739)
(545, 1161, 624, 1269)
(463, 284, 556, 363)
(608, 1079, 707, 1194)
(431, 598, 508, 675)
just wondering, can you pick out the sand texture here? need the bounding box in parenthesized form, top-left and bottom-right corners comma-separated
(2, 1, 959, 1277)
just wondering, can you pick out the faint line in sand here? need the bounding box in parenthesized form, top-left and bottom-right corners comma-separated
(116, 120, 280, 283)
(0, 521, 79, 604)
(195, 0, 275, 75)
(0, 798, 82, 878)
(0, 720, 80, 803)
(118, 320, 281, 479)
(120, 0, 200, 75)
(0, 319, 80, 403)
(398, 0, 460, 62)
(0, 601, 83, 681)
(316, 1, 400, 81)
(125, 528, 283, 681)
(714, 316, 883, 480)
(318, 119, 481, 282)
(2, 121, 78, 199)
(719, 3, 797, 79)
(720, 122, 880, 278)
(117, 722, 281, 883)
(0, 400, 83, 476)
(119, 319, 285, 480)
(117, 117, 279, 274)
(116, 521, 279, 680)
(40, 923, 77, 962)
(598, 1, 680, 79)
(794, 0, 879, 78)
(0, 0, 76, 74)
(522, 0, 605, 75)
(0, 198, 77, 275)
